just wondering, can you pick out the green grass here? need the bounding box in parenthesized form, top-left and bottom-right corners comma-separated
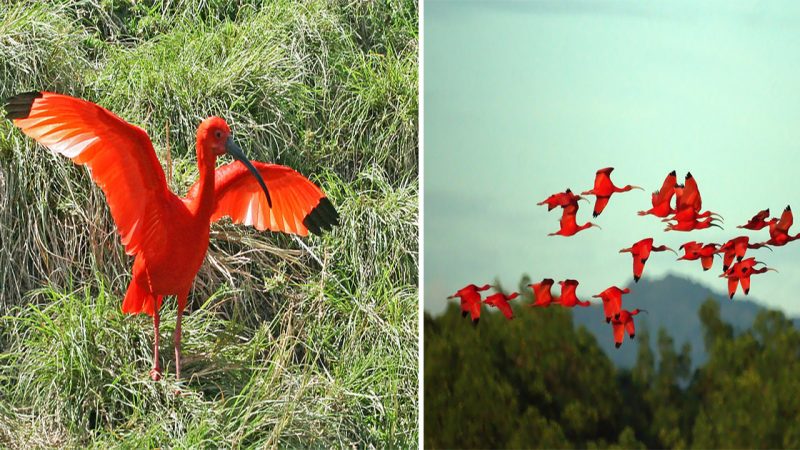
(0, 0, 417, 447)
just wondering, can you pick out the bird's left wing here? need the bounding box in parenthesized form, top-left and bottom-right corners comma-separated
(186, 161, 338, 236)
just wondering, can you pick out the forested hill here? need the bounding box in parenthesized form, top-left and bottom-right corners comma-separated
(425, 289, 800, 448)
(571, 273, 798, 368)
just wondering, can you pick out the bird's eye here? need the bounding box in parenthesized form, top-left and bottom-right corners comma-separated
(215, 130, 222, 139)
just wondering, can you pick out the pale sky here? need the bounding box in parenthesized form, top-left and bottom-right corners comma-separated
(424, 0, 800, 316)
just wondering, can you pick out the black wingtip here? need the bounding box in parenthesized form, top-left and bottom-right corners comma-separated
(686, 171, 693, 179)
(302, 197, 339, 237)
(669, 170, 676, 176)
(472, 318, 479, 327)
(634, 276, 640, 283)
(615, 342, 622, 348)
(3, 91, 43, 120)
(630, 334, 636, 339)
(461, 311, 468, 318)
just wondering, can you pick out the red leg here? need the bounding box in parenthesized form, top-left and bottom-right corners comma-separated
(174, 293, 188, 381)
(150, 307, 162, 381)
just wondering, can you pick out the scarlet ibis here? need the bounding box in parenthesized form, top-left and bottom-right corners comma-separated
(592, 286, 630, 323)
(665, 172, 722, 230)
(764, 206, 800, 247)
(611, 309, 646, 348)
(637, 170, 676, 218)
(581, 167, 643, 217)
(619, 238, 676, 282)
(548, 207, 601, 237)
(677, 242, 719, 271)
(448, 284, 492, 325)
(527, 278, 557, 307)
(717, 236, 772, 271)
(5, 92, 339, 381)
(720, 258, 777, 299)
(557, 280, 591, 308)
(664, 216, 722, 232)
(537, 188, 587, 211)
(738, 208, 770, 230)
(484, 292, 520, 320)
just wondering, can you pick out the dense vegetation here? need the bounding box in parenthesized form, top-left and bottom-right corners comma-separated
(0, 0, 417, 447)
(425, 279, 800, 449)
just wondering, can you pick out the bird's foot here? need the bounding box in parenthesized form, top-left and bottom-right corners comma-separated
(150, 367, 162, 381)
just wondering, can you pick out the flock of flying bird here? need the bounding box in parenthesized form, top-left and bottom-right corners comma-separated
(448, 167, 797, 348)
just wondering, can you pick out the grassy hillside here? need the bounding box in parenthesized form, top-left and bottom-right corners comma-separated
(0, 0, 417, 447)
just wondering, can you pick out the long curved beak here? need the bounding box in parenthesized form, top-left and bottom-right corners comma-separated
(710, 223, 723, 230)
(631, 185, 644, 191)
(591, 223, 602, 230)
(226, 136, 272, 207)
(665, 247, 678, 256)
(578, 196, 589, 203)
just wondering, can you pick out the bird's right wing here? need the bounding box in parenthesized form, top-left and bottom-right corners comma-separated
(776, 207, 793, 233)
(4, 91, 173, 256)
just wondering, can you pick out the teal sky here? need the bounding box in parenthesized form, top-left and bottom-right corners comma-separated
(424, 0, 800, 316)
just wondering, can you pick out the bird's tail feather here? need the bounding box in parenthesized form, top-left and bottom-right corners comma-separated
(122, 277, 163, 317)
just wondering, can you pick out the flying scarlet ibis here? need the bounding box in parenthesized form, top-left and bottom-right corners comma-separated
(611, 309, 646, 348)
(581, 167, 643, 217)
(528, 278, 557, 307)
(4, 92, 339, 381)
(664, 216, 722, 232)
(448, 284, 492, 325)
(537, 188, 587, 211)
(619, 238, 676, 282)
(738, 208, 770, 230)
(592, 286, 630, 323)
(548, 207, 601, 237)
(677, 241, 719, 271)
(637, 170, 676, 218)
(717, 236, 771, 271)
(664, 172, 722, 230)
(557, 280, 591, 308)
(720, 258, 777, 299)
(484, 292, 519, 320)
(764, 206, 800, 247)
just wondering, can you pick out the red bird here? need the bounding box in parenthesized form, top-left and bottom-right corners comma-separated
(664, 172, 722, 231)
(528, 278, 557, 307)
(619, 238, 677, 282)
(557, 280, 591, 308)
(717, 236, 771, 271)
(548, 207, 601, 237)
(484, 292, 520, 320)
(738, 208, 770, 230)
(537, 188, 588, 211)
(593, 286, 631, 323)
(581, 167, 643, 217)
(611, 309, 646, 348)
(764, 206, 800, 247)
(5, 92, 339, 381)
(664, 216, 722, 232)
(720, 258, 777, 299)
(637, 170, 677, 218)
(448, 284, 492, 325)
(677, 242, 719, 271)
